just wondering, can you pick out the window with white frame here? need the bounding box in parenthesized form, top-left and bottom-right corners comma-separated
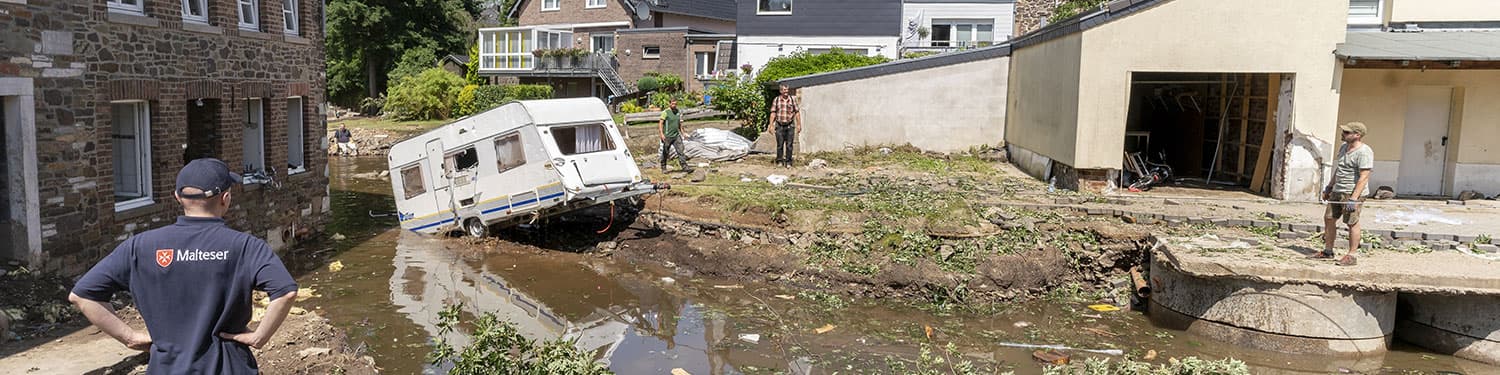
(642, 46, 660, 59)
(1348, 0, 1381, 25)
(237, 0, 260, 31)
(694, 52, 715, 78)
(930, 20, 994, 48)
(494, 133, 526, 173)
(591, 34, 615, 53)
(108, 0, 145, 15)
(182, 0, 209, 23)
(286, 97, 305, 173)
(586, 0, 606, 8)
(283, 0, 299, 34)
(112, 101, 152, 210)
(757, 0, 791, 15)
(542, 0, 559, 11)
(242, 99, 265, 179)
(479, 29, 539, 70)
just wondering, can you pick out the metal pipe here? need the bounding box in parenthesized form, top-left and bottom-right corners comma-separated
(1130, 266, 1150, 297)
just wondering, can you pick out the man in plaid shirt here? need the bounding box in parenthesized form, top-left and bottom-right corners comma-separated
(770, 84, 800, 167)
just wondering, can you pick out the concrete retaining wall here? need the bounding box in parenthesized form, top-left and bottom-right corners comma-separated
(796, 57, 1009, 153)
(1398, 294, 1500, 366)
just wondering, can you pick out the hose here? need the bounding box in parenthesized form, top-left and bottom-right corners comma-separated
(596, 201, 616, 234)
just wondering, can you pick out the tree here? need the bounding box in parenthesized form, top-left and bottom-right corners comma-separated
(326, 0, 483, 108)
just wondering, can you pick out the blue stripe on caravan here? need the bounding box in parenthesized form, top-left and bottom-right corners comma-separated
(411, 217, 455, 231)
(413, 192, 567, 231)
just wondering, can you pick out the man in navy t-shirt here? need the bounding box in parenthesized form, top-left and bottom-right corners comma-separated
(69, 158, 299, 374)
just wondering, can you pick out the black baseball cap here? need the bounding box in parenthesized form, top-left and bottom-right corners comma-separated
(176, 158, 241, 199)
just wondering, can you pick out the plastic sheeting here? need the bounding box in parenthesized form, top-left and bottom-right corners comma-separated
(680, 128, 753, 161)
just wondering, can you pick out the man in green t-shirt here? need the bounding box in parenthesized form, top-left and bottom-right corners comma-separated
(1316, 122, 1374, 266)
(658, 99, 692, 172)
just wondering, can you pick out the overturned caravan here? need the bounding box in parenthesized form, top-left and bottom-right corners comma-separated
(387, 98, 662, 236)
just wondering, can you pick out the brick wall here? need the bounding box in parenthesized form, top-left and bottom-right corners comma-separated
(0, 0, 329, 275)
(517, 0, 633, 27)
(616, 30, 689, 93)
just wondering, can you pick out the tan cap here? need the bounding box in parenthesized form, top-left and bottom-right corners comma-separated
(1339, 122, 1367, 137)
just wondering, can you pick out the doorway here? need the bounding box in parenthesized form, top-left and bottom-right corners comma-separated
(1123, 73, 1284, 194)
(185, 98, 223, 163)
(1396, 86, 1451, 196)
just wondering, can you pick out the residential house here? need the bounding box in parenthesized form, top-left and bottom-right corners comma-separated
(900, 0, 1016, 54)
(736, 0, 904, 73)
(1334, 0, 1500, 197)
(478, 0, 736, 100)
(1, 0, 330, 275)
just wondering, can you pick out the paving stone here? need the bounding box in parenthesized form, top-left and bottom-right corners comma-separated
(1223, 219, 1251, 227)
(1478, 244, 1500, 254)
(1277, 231, 1303, 239)
(1424, 233, 1455, 241)
(1291, 224, 1321, 233)
(1054, 198, 1072, 204)
(1164, 199, 1182, 205)
(1189, 217, 1210, 225)
(1086, 208, 1110, 216)
(1365, 229, 1393, 239)
(1249, 220, 1277, 228)
(1392, 231, 1422, 240)
(1456, 235, 1479, 243)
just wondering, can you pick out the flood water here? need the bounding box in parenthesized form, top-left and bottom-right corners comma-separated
(295, 157, 1496, 374)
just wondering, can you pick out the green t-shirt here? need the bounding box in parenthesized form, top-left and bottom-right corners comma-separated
(660, 109, 681, 139)
(1331, 143, 1374, 194)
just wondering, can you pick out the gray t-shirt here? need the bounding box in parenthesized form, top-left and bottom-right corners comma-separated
(1331, 143, 1374, 194)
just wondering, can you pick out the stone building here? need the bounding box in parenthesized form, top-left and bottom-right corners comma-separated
(0, 0, 329, 275)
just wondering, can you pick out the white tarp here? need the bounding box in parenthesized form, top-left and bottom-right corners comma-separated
(681, 128, 752, 161)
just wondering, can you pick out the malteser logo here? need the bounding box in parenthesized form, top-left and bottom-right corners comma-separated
(154, 248, 229, 268)
(156, 249, 174, 268)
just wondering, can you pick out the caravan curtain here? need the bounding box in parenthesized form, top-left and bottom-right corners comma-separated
(576, 125, 604, 153)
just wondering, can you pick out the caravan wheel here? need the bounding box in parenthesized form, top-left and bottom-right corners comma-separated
(464, 218, 489, 238)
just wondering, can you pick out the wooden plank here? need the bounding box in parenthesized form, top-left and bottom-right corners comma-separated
(1250, 74, 1281, 193)
(1236, 74, 1252, 184)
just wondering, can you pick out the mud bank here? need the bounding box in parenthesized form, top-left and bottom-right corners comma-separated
(610, 205, 1154, 307)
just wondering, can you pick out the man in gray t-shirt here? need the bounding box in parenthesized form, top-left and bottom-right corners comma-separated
(1317, 122, 1374, 266)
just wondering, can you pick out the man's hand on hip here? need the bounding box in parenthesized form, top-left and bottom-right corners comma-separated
(219, 330, 266, 349)
(125, 331, 152, 351)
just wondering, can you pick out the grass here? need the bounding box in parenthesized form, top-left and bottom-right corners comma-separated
(333, 117, 448, 135)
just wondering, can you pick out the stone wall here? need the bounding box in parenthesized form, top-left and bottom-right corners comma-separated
(1013, 0, 1056, 36)
(0, 0, 329, 275)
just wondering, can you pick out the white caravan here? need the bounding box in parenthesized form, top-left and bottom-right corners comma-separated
(387, 98, 658, 236)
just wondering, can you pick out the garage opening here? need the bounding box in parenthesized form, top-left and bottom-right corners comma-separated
(1123, 72, 1287, 195)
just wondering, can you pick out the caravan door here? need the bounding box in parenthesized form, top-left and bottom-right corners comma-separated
(545, 122, 636, 188)
(425, 140, 455, 227)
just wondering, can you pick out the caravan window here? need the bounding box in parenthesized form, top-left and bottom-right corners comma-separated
(495, 134, 526, 173)
(444, 147, 479, 174)
(550, 124, 616, 155)
(400, 165, 425, 199)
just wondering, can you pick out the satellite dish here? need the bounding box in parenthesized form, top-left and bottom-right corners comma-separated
(635, 1, 651, 20)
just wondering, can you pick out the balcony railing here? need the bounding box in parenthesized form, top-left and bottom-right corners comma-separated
(532, 53, 618, 72)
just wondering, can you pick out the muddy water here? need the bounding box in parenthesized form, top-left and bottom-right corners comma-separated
(297, 157, 1496, 374)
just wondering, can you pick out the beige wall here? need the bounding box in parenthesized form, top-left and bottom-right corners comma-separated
(1389, 0, 1500, 23)
(798, 57, 1010, 153)
(1004, 33, 1082, 166)
(1338, 69, 1500, 194)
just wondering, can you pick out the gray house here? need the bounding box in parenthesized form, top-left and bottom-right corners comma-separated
(736, 0, 904, 72)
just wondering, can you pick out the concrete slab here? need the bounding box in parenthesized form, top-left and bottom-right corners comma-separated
(1157, 236, 1500, 295)
(0, 326, 148, 374)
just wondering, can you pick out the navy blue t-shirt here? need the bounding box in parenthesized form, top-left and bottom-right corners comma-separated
(72, 216, 297, 375)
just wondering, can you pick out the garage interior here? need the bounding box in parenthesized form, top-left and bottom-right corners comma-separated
(1123, 72, 1286, 195)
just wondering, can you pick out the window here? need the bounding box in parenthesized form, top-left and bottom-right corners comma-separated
(182, 0, 209, 23)
(586, 0, 606, 8)
(108, 0, 145, 15)
(642, 46, 660, 59)
(112, 101, 152, 210)
(550, 124, 615, 155)
(757, 0, 791, 15)
(282, 0, 299, 34)
(1348, 0, 1381, 25)
(695, 52, 715, 78)
(242, 99, 265, 179)
(591, 34, 615, 54)
(237, 0, 260, 31)
(286, 98, 305, 173)
(495, 134, 526, 173)
(542, 0, 559, 11)
(931, 20, 995, 48)
(477, 29, 571, 70)
(400, 165, 425, 199)
(444, 147, 479, 174)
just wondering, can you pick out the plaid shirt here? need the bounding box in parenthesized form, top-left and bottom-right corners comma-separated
(771, 94, 798, 124)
